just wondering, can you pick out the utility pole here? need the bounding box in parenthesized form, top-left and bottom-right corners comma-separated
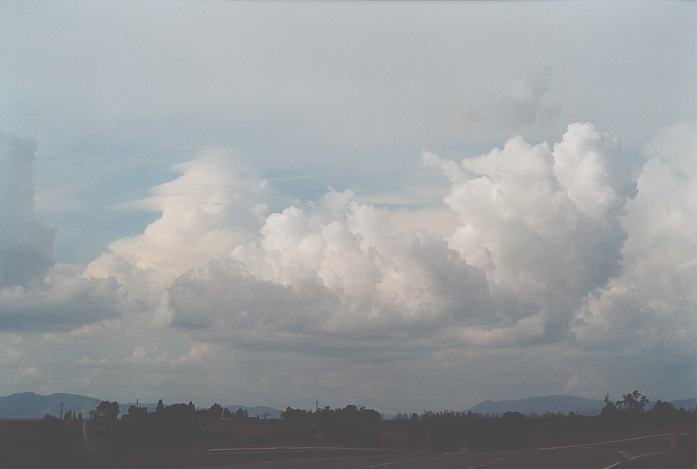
(59, 402, 64, 420)
(315, 398, 319, 412)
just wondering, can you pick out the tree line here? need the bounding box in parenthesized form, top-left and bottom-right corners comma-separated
(0, 390, 693, 468)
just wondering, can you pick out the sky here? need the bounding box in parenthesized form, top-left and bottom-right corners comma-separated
(0, 1, 695, 412)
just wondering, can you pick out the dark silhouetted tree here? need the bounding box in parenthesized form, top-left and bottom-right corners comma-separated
(208, 403, 224, 420)
(601, 394, 618, 417)
(616, 390, 648, 414)
(127, 405, 147, 420)
(97, 401, 119, 419)
(652, 400, 675, 416)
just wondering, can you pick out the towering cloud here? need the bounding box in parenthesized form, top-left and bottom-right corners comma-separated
(574, 122, 697, 354)
(87, 151, 273, 295)
(84, 122, 688, 355)
(0, 131, 122, 332)
(426, 123, 635, 343)
(2, 122, 694, 403)
(0, 132, 55, 288)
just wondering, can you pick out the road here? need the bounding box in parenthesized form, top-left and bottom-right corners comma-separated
(201, 434, 693, 469)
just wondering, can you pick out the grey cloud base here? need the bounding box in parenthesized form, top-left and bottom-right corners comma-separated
(0, 267, 122, 332)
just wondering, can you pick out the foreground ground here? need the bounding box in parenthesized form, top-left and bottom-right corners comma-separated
(197, 434, 694, 469)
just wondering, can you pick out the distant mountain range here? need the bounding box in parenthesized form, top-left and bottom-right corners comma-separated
(667, 398, 697, 411)
(469, 395, 697, 416)
(1, 392, 693, 419)
(0, 392, 282, 420)
(0, 392, 101, 419)
(226, 405, 282, 419)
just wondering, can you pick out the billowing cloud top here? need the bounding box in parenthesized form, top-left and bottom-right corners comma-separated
(80, 123, 694, 355)
(1, 122, 695, 407)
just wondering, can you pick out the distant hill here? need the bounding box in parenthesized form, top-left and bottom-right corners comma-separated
(658, 398, 697, 411)
(226, 405, 282, 419)
(0, 392, 283, 420)
(470, 395, 606, 416)
(470, 395, 697, 416)
(121, 402, 159, 413)
(1, 392, 690, 420)
(0, 392, 100, 419)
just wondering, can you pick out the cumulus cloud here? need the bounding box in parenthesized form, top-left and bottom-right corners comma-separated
(86, 122, 673, 354)
(0, 131, 123, 332)
(228, 191, 492, 332)
(2, 121, 694, 405)
(87, 150, 275, 300)
(92, 162, 493, 341)
(428, 123, 635, 343)
(168, 261, 336, 339)
(573, 122, 697, 355)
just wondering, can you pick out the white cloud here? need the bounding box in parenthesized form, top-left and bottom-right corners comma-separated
(229, 191, 492, 332)
(157, 190, 494, 343)
(432, 123, 634, 343)
(573, 122, 697, 356)
(87, 122, 648, 351)
(87, 151, 272, 286)
(3, 122, 693, 405)
(2, 1, 694, 406)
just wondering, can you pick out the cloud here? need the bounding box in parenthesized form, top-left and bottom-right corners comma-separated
(431, 123, 634, 343)
(168, 261, 336, 338)
(2, 1, 694, 405)
(458, 71, 560, 130)
(494, 71, 560, 126)
(573, 122, 697, 357)
(2, 122, 694, 405)
(229, 191, 493, 332)
(87, 150, 275, 296)
(0, 131, 55, 288)
(0, 266, 122, 332)
(0, 130, 123, 332)
(100, 174, 494, 343)
(88, 122, 649, 351)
